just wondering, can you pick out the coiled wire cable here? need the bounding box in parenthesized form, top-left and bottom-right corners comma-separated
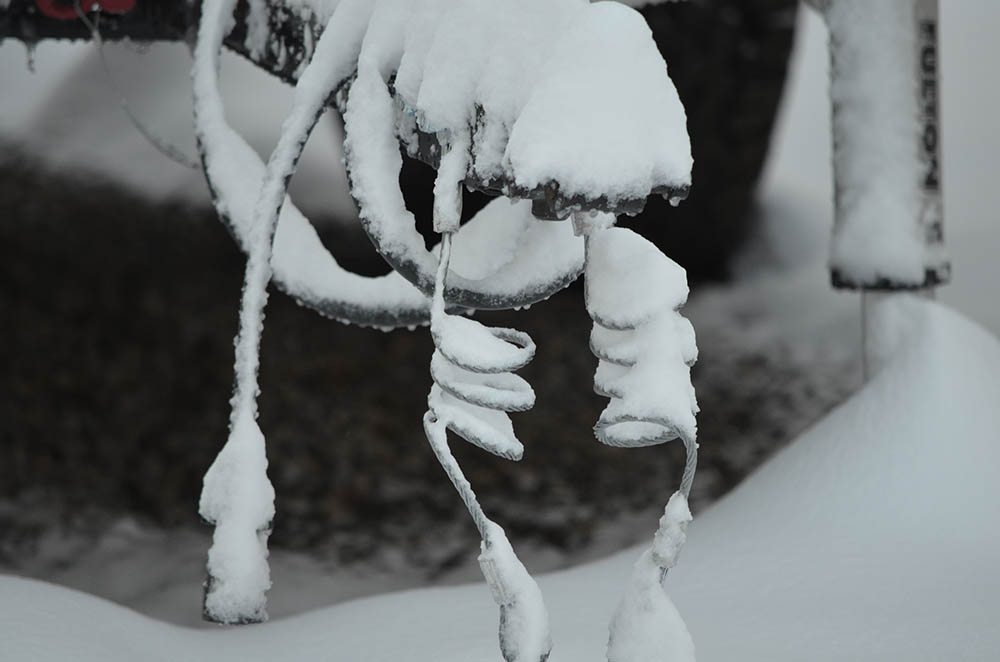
(582, 223, 699, 499)
(422, 232, 536, 535)
(422, 233, 552, 662)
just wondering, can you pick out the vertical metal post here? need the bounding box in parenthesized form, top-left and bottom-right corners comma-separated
(807, 0, 949, 381)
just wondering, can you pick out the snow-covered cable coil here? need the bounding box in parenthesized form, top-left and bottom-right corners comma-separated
(426, 236, 536, 466)
(582, 222, 699, 499)
(583, 221, 700, 662)
(422, 233, 551, 662)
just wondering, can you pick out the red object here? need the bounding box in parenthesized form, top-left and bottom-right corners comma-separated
(37, 0, 136, 20)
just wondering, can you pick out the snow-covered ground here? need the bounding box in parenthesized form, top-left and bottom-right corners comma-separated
(2, 1, 999, 660)
(6, 294, 999, 661)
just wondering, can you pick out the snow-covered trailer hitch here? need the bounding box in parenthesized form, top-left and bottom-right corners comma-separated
(2, 1, 704, 660)
(195, 5, 701, 661)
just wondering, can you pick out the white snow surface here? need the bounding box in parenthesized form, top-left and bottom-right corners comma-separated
(4, 295, 1000, 661)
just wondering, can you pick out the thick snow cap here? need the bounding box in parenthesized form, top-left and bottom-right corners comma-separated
(503, 1, 692, 208)
(381, 0, 692, 216)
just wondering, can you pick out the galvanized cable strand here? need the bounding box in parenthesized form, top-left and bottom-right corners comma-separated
(421, 234, 497, 538)
(426, 233, 537, 465)
(582, 225, 699, 500)
(194, 0, 275, 624)
(582, 223, 701, 653)
(423, 233, 551, 662)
